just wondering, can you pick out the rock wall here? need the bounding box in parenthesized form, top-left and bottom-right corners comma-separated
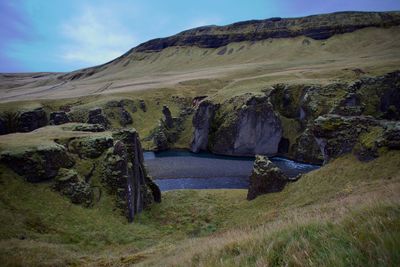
(191, 100, 217, 153)
(0, 126, 161, 222)
(313, 115, 400, 163)
(190, 71, 400, 163)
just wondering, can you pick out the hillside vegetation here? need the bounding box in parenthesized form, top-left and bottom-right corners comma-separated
(0, 11, 399, 267)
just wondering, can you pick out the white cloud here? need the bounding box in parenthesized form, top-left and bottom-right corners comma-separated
(60, 5, 136, 66)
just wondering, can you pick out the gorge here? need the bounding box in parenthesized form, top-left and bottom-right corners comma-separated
(0, 10, 399, 267)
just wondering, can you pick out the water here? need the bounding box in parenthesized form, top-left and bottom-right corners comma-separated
(144, 150, 320, 191)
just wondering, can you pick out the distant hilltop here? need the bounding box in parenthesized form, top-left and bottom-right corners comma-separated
(131, 11, 400, 53)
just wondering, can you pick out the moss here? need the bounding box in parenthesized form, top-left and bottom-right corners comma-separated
(279, 115, 301, 152)
(359, 126, 384, 149)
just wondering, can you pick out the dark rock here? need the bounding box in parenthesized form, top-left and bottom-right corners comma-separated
(292, 128, 324, 164)
(0, 117, 6, 135)
(278, 137, 290, 154)
(104, 130, 161, 222)
(0, 144, 74, 182)
(139, 100, 147, 112)
(191, 100, 217, 153)
(87, 107, 109, 128)
(162, 105, 174, 128)
(312, 115, 379, 163)
(381, 121, 400, 149)
(247, 155, 288, 200)
(67, 135, 114, 158)
(119, 108, 133, 126)
(119, 99, 137, 113)
(53, 168, 93, 207)
(210, 95, 282, 156)
(17, 107, 48, 132)
(152, 123, 170, 151)
(49, 111, 70, 125)
(331, 92, 364, 116)
(351, 70, 400, 119)
(72, 123, 105, 132)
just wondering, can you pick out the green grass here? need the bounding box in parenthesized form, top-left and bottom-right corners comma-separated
(0, 149, 399, 266)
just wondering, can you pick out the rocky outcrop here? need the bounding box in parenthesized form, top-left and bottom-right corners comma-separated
(0, 117, 6, 135)
(104, 129, 161, 221)
(118, 108, 133, 126)
(53, 168, 93, 207)
(162, 105, 173, 128)
(0, 125, 160, 220)
(247, 155, 288, 200)
(352, 70, 400, 120)
(148, 105, 193, 151)
(0, 144, 74, 182)
(49, 111, 70, 125)
(139, 100, 147, 112)
(17, 107, 48, 132)
(312, 115, 377, 163)
(132, 12, 400, 53)
(87, 107, 109, 128)
(292, 128, 324, 164)
(312, 115, 400, 163)
(191, 100, 217, 153)
(210, 96, 282, 156)
(67, 135, 114, 158)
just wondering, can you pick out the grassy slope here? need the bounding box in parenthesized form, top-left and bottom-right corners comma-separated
(0, 150, 399, 266)
(1, 27, 400, 103)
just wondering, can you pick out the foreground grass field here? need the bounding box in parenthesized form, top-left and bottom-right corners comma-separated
(0, 150, 399, 266)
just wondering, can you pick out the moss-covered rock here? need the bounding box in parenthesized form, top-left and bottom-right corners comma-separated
(104, 130, 161, 221)
(53, 168, 93, 207)
(209, 95, 282, 156)
(87, 107, 110, 128)
(49, 111, 70, 125)
(67, 135, 113, 158)
(247, 155, 288, 200)
(0, 143, 74, 182)
(71, 123, 105, 132)
(17, 107, 48, 132)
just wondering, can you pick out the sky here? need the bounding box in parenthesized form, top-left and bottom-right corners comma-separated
(1, 0, 400, 73)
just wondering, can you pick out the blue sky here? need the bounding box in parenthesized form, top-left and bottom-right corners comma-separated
(1, 0, 400, 73)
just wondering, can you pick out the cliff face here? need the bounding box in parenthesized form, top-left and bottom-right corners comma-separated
(209, 96, 282, 156)
(0, 125, 161, 222)
(191, 71, 400, 163)
(132, 12, 400, 53)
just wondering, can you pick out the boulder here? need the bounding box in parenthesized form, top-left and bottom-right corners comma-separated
(67, 135, 114, 158)
(87, 107, 109, 128)
(17, 107, 48, 132)
(49, 111, 70, 125)
(247, 155, 288, 200)
(118, 108, 133, 126)
(53, 168, 93, 207)
(162, 105, 173, 128)
(0, 143, 74, 182)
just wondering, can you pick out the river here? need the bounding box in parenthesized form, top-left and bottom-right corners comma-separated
(144, 151, 320, 191)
